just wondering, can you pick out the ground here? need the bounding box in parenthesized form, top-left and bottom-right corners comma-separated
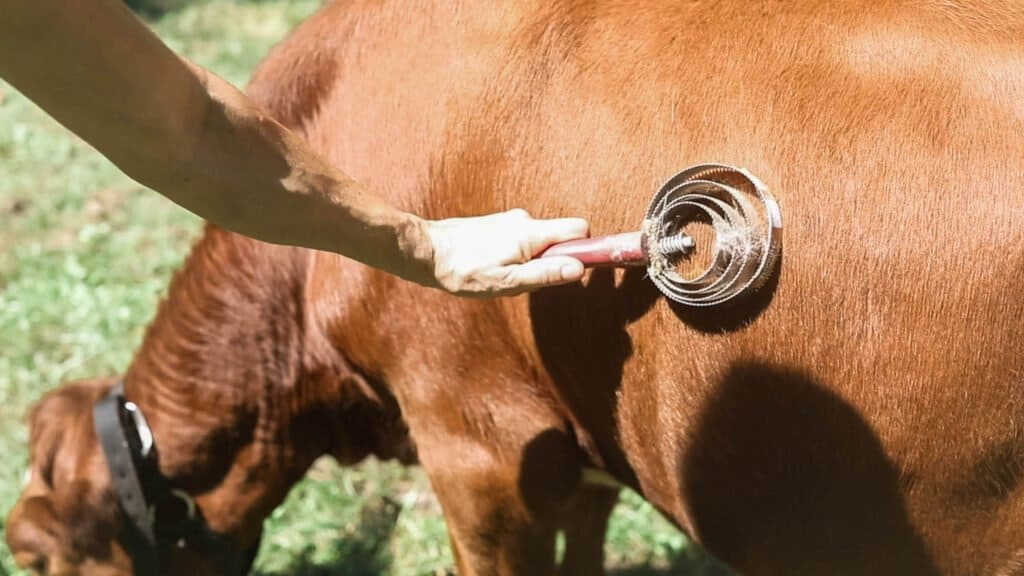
(0, 1, 718, 573)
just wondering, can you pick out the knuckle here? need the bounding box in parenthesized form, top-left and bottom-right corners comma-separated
(517, 241, 533, 262)
(439, 267, 470, 294)
(451, 270, 472, 292)
(498, 266, 519, 289)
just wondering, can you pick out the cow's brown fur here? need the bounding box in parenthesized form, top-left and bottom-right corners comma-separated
(9, 0, 1024, 574)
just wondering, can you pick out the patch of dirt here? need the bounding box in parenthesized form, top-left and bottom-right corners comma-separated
(83, 186, 129, 221)
(4, 197, 29, 215)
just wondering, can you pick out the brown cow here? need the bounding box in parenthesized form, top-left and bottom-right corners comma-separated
(8, 0, 1024, 575)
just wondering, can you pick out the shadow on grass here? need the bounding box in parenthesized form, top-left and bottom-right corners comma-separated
(252, 497, 400, 576)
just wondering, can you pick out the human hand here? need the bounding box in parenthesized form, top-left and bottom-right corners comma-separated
(423, 209, 590, 297)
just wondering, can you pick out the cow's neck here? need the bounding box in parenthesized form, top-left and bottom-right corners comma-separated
(120, 227, 341, 541)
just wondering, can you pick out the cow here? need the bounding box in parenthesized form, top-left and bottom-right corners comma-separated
(8, 0, 1024, 575)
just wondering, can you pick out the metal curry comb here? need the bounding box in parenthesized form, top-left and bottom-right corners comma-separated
(538, 163, 783, 307)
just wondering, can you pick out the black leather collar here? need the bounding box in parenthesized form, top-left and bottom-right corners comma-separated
(93, 382, 259, 574)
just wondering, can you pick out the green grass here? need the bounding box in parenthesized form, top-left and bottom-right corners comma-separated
(0, 1, 715, 573)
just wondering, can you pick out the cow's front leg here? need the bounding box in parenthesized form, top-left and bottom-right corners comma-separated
(422, 427, 584, 576)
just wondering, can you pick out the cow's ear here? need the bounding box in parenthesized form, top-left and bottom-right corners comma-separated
(12, 378, 124, 565)
(6, 495, 61, 573)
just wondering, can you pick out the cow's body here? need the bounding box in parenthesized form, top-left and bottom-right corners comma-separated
(9, 1, 1024, 575)
(255, 2, 1024, 574)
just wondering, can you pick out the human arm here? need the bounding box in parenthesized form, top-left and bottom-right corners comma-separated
(0, 0, 589, 296)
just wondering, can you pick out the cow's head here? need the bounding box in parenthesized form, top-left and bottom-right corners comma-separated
(6, 363, 415, 575)
(6, 378, 131, 575)
(5, 377, 260, 576)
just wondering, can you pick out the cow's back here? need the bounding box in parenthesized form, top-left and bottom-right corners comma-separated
(251, 2, 1024, 574)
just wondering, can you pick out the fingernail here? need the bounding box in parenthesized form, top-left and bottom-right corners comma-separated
(561, 260, 583, 279)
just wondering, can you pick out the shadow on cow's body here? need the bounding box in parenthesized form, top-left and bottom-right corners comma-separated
(9, 0, 1024, 575)
(683, 363, 939, 575)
